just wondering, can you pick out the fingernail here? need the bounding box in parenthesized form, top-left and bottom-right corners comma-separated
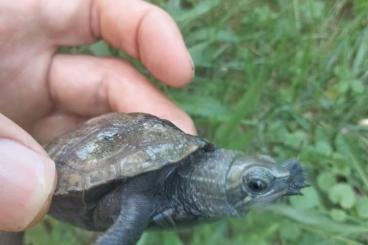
(0, 140, 55, 231)
(168, 111, 197, 136)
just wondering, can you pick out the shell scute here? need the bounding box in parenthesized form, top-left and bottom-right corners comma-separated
(45, 113, 208, 195)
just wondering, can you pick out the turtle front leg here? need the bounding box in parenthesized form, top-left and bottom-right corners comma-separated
(0, 232, 23, 245)
(95, 193, 154, 245)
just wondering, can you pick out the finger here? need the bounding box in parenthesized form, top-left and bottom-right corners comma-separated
(0, 114, 55, 231)
(32, 112, 86, 144)
(48, 54, 196, 134)
(93, 0, 194, 87)
(45, 0, 194, 87)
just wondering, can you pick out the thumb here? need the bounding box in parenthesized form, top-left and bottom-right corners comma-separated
(0, 114, 56, 231)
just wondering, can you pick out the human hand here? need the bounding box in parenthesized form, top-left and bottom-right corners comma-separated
(0, 0, 195, 232)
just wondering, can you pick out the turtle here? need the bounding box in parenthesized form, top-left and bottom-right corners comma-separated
(45, 112, 307, 245)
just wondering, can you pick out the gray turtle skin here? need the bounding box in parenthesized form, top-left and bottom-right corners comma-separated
(46, 112, 307, 245)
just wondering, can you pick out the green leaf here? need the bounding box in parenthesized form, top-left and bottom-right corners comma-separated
(351, 79, 364, 94)
(279, 223, 301, 241)
(290, 188, 321, 210)
(356, 197, 368, 219)
(268, 205, 368, 234)
(215, 73, 266, 145)
(335, 134, 368, 188)
(328, 184, 356, 209)
(317, 172, 336, 192)
(176, 0, 220, 23)
(314, 141, 332, 156)
(88, 41, 112, 56)
(329, 209, 347, 222)
(162, 232, 183, 245)
(25, 217, 90, 245)
(171, 93, 231, 120)
(285, 130, 308, 147)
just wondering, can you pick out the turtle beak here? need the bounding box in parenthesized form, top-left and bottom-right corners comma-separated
(283, 160, 309, 196)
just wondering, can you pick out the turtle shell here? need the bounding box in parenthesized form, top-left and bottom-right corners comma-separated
(46, 113, 209, 196)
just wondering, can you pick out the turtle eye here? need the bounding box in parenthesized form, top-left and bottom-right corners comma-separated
(247, 178, 268, 193)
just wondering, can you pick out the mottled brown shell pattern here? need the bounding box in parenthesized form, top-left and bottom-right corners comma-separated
(45, 113, 208, 195)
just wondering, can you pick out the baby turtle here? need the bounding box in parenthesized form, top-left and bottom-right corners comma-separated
(46, 113, 307, 245)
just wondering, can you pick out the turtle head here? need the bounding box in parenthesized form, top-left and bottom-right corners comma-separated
(226, 155, 307, 214)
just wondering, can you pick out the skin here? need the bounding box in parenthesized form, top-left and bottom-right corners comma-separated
(0, 0, 196, 233)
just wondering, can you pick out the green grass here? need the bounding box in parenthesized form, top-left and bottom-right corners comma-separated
(26, 0, 368, 244)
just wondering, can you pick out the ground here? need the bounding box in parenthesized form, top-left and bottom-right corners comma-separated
(26, 0, 368, 244)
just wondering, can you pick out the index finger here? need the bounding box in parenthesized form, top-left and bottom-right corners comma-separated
(50, 0, 194, 87)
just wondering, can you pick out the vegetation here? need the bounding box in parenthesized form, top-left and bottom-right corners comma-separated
(26, 0, 368, 244)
